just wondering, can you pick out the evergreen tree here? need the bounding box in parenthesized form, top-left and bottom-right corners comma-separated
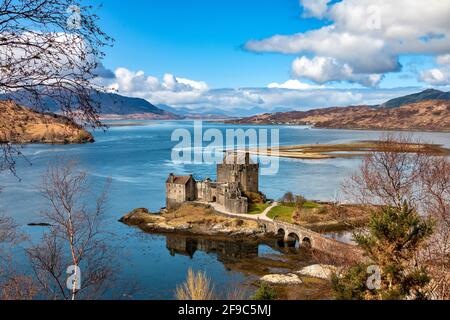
(333, 202, 433, 300)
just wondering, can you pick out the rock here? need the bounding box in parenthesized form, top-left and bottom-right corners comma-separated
(296, 264, 337, 280)
(119, 208, 165, 225)
(260, 273, 303, 285)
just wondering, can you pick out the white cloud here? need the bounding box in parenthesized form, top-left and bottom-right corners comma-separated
(420, 69, 450, 86)
(437, 54, 450, 66)
(98, 68, 430, 115)
(420, 54, 450, 86)
(292, 56, 382, 87)
(101, 68, 210, 105)
(300, 0, 331, 18)
(245, 0, 450, 87)
(267, 79, 323, 90)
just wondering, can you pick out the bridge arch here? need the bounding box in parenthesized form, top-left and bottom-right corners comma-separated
(286, 232, 300, 248)
(302, 237, 312, 248)
(277, 228, 285, 238)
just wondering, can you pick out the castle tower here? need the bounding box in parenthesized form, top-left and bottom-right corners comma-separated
(216, 151, 259, 194)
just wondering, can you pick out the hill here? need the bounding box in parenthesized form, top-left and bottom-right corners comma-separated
(0, 101, 94, 144)
(227, 90, 450, 132)
(381, 89, 450, 108)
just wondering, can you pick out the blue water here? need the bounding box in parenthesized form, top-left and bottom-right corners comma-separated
(1, 121, 449, 299)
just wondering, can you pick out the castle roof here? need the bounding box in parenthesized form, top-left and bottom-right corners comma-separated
(166, 174, 194, 185)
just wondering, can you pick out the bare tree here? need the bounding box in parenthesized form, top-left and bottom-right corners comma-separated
(26, 160, 114, 300)
(418, 156, 450, 299)
(342, 134, 450, 299)
(343, 134, 427, 208)
(0, 0, 113, 173)
(0, 214, 37, 300)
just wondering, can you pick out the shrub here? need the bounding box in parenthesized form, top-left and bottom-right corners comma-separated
(252, 283, 276, 300)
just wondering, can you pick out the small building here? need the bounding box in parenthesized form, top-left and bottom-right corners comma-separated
(166, 174, 196, 210)
(165, 151, 259, 214)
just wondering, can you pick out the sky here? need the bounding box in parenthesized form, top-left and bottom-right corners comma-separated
(91, 0, 450, 114)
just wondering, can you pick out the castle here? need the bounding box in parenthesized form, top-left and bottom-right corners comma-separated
(166, 152, 259, 214)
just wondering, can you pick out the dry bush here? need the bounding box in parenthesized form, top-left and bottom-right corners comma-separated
(175, 268, 216, 300)
(0, 275, 37, 300)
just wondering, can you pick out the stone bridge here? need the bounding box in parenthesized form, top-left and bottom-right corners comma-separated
(260, 220, 363, 257)
(204, 200, 363, 258)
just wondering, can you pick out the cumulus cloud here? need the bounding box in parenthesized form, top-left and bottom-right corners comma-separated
(98, 66, 422, 114)
(292, 56, 383, 87)
(245, 0, 450, 87)
(420, 54, 450, 86)
(100, 68, 209, 105)
(97, 67, 430, 116)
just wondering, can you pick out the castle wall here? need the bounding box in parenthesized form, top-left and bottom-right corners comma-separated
(224, 197, 248, 214)
(216, 163, 259, 193)
(196, 181, 217, 202)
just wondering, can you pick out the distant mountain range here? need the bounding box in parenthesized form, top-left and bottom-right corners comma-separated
(2, 88, 450, 128)
(0, 90, 183, 120)
(227, 89, 450, 132)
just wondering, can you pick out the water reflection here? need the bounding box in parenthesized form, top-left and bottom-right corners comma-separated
(165, 234, 311, 263)
(323, 231, 356, 245)
(166, 235, 259, 263)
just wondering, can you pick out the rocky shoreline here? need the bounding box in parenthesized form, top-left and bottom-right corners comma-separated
(119, 206, 266, 240)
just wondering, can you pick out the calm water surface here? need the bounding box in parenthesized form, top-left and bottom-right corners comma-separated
(1, 121, 449, 299)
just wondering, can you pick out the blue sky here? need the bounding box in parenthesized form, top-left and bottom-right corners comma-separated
(92, 0, 450, 113)
(96, 0, 317, 88)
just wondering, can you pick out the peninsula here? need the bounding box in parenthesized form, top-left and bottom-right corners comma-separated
(0, 101, 94, 144)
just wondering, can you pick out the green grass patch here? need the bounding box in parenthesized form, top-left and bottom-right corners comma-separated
(247, 203, 270, 215)
(267, 205, 296, 223)
(302, 201, 320, 209)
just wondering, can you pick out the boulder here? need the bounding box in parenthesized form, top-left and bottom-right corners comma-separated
(296, 264, 337, 280)
(260, 273, 303, 285)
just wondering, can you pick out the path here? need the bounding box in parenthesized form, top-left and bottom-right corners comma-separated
(203, 201, 278, 222)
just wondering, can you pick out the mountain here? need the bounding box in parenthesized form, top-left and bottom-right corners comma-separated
(0, 90, 183, 120)
(227, 90, 450, 132)
(157, 104, 237, 120)
(156, 104, 295, 119)
(0, 101, 94, 144)
(381, 89, 450, 108)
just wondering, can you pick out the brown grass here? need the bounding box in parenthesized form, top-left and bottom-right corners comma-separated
(164, 204, 259, 230)
(175, 268, 216, 300)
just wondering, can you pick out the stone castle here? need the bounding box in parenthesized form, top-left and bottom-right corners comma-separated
(166, 152, 259, 214)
